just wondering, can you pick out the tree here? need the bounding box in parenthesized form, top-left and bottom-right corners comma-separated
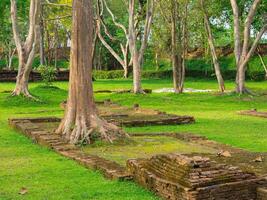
(129, 0, 154, 94)
(56, 0, 127, 144)
(96, 0, 131, 78)
(200, 0, 225, 92)
(156, 0, 188, 93)
(10, 0, 41, 97)
(230, 0, 267, 94)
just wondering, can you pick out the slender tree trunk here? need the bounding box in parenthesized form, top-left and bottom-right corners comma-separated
(230, 0, 265, 94)
(40, 3, 45, 66)
(132, 50, 142, 92)
(155, 52, 159, 71)
(56, 0, 127, 144)
(171, 0, 183, 93)
(201, 0, 225, 92)
(128, 0, 154, 94)
(7, 48, 16, 70)
(10, 0, 41, 97)
(181, 0, 188, 93)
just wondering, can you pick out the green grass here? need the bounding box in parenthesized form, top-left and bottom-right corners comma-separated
(0, 83, 159, 200)
(0, 78, 267, 199)
(83, 135, 216, 166)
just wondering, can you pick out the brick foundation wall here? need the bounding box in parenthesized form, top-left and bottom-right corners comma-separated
(0, 70, 69, 82)
(127, 154, 267, 200)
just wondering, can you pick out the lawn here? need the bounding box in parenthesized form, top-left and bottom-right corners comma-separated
(0, 78, 267, 199)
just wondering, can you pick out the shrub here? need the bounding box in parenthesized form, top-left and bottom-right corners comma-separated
(92, 69, 266, 81)
(93, 70, 125, 79)
(38, 65, 56, 85)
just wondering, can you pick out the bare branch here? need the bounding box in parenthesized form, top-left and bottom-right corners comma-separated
(230, 0, 242, 64)
(242, 0, 262, 58)
(138, 0, 154, 63)
(242, 24, 267, 67)
(102, 0, 127, 35)
(10, 0, 22, 52)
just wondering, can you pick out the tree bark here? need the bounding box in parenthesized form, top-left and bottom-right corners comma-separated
(171, 0, 183, 93)
(230, 0, 265, 94)
(201, 0, 225, 92)
(129, 0, 154, 94)
(7, 48, 16, 70)
(56, 0, 127, 145)
(10, 0, 41, 97)
(40, 2, 45, 66)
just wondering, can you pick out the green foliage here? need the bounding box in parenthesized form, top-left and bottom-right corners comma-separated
(93, 70, 125, 79)
(93, 54, 267, 81)
(38, 65, 56, 86)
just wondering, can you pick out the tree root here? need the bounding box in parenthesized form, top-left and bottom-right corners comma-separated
(133, 89, 146, 94)
(11, 90, 40, 101)
(59, 114, 129, 145)
(235, 87, 257, 96)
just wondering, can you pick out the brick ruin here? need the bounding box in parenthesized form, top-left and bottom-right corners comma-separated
(127, 154, 267, 200)
(9, 117, 267, 200)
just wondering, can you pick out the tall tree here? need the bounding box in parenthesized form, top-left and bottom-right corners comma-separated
(157, 0, 188, 93)
(56, 0, 127, 144)
(200, 0, 225, 92)
(230, 0, 267, 94)
(129, 0, 154, 94)
(10, 0, 41, 97)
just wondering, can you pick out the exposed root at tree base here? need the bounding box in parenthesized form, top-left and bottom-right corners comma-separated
(11, 89, 40, 101)
(235, 88, 257, 96)
(133, 89, 146, 94)
(57, 115, 129, 145)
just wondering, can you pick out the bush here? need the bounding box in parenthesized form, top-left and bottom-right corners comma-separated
(93, 70, 125, 79)
(93, 69, 266, 81)
(38, 65, 56, 85)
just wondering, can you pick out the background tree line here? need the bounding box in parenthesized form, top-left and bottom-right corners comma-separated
(0, 0, 266, 95)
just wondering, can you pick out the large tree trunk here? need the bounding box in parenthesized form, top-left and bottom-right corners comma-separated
(56, 0, 127, 145)
(10, 0, 41, 97)
(201, 0, 225, 92)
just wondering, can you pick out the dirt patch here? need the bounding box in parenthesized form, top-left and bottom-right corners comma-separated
(239, 110, 267, 119)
